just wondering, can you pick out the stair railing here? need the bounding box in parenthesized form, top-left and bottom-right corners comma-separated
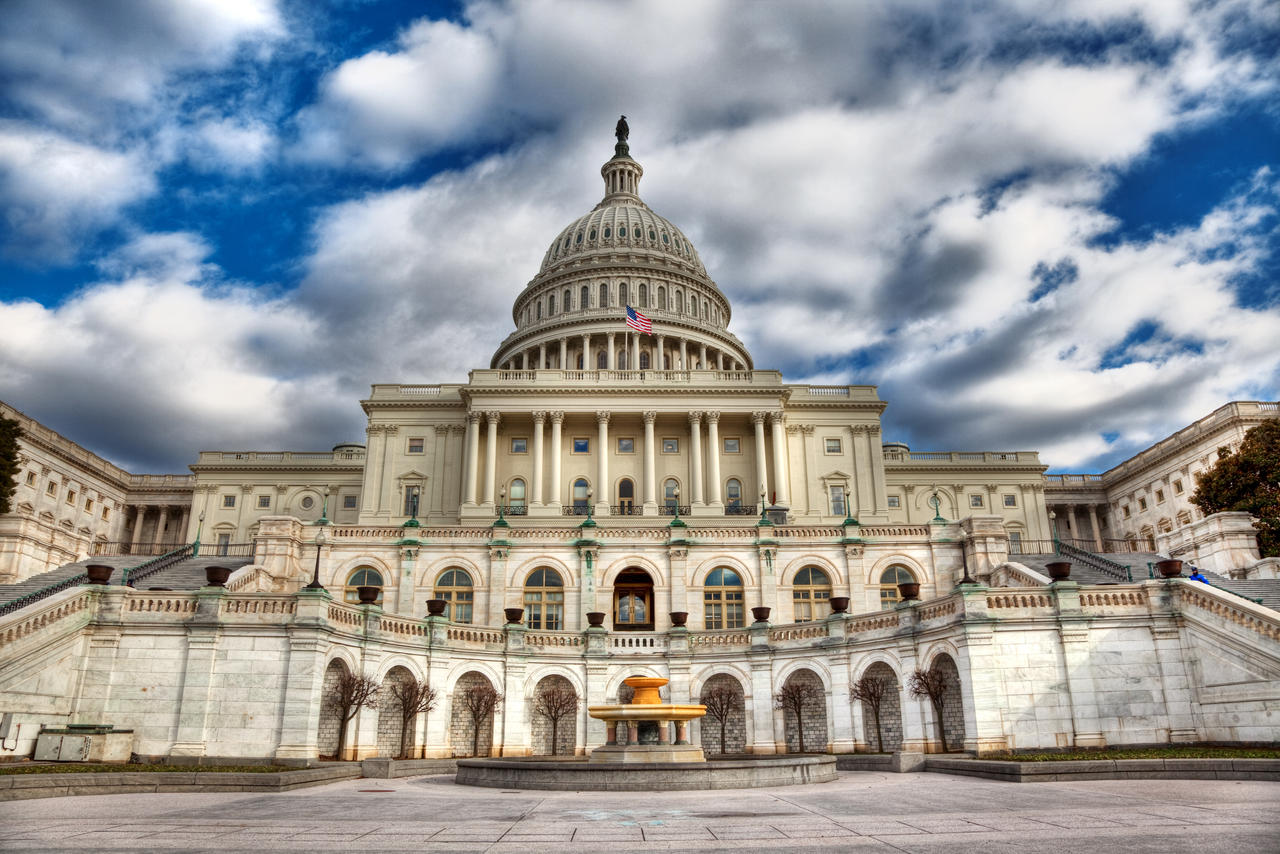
(0, 543, 194, 617)
(1056, 541, 1132, 582)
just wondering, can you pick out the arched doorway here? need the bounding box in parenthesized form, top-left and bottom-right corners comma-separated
(450, 671, 500, 757)
(317, 658, 349, 759)
(857, 662, 902, 753)
(929, 654, 965, 752)
(530, 675, 579, 756)
(613, 568, 654, 631)
(699, 674, 747, 754)
(377, 666, 413, 758)
(616, 478, 636, 515)
(779, 668, 828, 754)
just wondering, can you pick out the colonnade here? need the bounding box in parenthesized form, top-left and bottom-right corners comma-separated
(1047, 503, 1105, 551)
(460, 409, 790, 515)
(499, 332, 746, 373)
(125, 504, 191, 553)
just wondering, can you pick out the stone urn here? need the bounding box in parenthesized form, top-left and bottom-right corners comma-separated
(586, 611, 606, 627)
(84, 564, 113, 585)
(751, 606, 771, 623)
(425, 598, 448, 617)
(356, 585, 381, 604)
(1045, 561, 1072, 581)
(897, 582, 921, 602)
(669, 611, 689, 627)
(1156, 559, 1184, 578)
(204, 565, 232, 587)
(504, 607, 525, 625)
(829, 597, 850, 614)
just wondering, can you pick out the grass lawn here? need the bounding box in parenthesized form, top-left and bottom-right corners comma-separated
(987, 746, 1280, 762)
(0, 763, 291, 775)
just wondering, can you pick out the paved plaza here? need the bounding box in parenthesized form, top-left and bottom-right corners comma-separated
(1, 771, 1277, 853)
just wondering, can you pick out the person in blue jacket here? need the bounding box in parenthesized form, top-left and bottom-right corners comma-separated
(1188, 567, 1209, 584)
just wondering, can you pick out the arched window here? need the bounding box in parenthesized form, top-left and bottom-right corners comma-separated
(663, 478, 680, 515)
(508, 479, 526, 514)
(657, 285, 666, 309)
(581, 284, 589, 309)
(573, 478, 590, 514)
(704, 567, 744, 629)
(690, 295, 696, 314)
(619, 281, 629, 304)
(435, 568, 473, 623)
(536, 301, 542, 320)
(702, 300, 709, 319)
(879, 565, 915, 610)
(564, 288, 572, 311)
(548, 294, 555, 315)
(638, 283, 647, 306)
(596, 349, 607, 369)
(675, 288, 683, 313)
(639, 351, 650, 369)
(726, 478, 743, 511)
(793, 567, 831, 622)
(524, 568, 564, 630)
(617, 478, 635, 514)
(344, 567, 383, 604)
(599, 282, 609, 308)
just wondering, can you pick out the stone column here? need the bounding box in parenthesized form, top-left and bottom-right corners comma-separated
(656, 333, 665, 369)
(689, 412, 704, 506)
(519, 351, 527, 369)
(679, 338, 688, 369)
(596, 411, 610, 514)
(154, 505, 169, 549)
(549, 411, 564, 509)
(717, 352, 724, 370)
(632, 333, 640, 371)
(581, 333, 590, 369)
(752, 411, 769, 502)
(1067, 505, 1080, 544)
(868, 426, 888, 514)
(483, 411, 500, 507)
(531, 411, 546, 506)
(1088, 504, 1103, 551)
(559, 337, 568, 370)
(706, 411, 723, 508)
(538, 342, 546, 369)
(851, 426, 873, 517)
(130, 506, 146, 552)
(170, 618, 222, 756)
(363, 426, 383, 514)
(380, 426, 398, 515)
(464, 412, 481, 506)
(770, 412, 790, 506)
(749, 660, 777, 753)
(643, 411, 658, 512)
(606, 332, 616, 370)
(177, 507, 190, 545)
(699, 343, 707, 370)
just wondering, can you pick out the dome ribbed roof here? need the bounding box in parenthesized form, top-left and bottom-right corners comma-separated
(539, 204, 706, 274)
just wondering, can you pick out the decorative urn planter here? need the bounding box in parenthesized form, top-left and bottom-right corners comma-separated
(897, 582, 921, 601)
(426, 598, 448, 616)
(829, 597, 850, 614)
(204, 565, 232, 587)
(84, 564, 113, 585)
(1045, 561, 1073, 581)
(1156, 559, 1184, 578)
(504, 607, 525, 625)
(751, 606, 772, 623)
(356, 585, 381, 604)
(668, 611, 689, 627)
(586, 611, 606, 627)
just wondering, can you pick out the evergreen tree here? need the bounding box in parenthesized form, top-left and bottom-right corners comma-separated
(1191, 421, 1280, 558)
(0, 415, 21, 515)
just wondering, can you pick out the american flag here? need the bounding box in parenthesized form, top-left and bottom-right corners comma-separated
(625, 305, 652, 334)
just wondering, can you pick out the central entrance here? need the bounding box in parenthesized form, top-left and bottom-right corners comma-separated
(613, 568, 654, 631)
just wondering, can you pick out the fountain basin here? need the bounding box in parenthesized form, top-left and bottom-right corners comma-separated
(455, 754, 838, 791)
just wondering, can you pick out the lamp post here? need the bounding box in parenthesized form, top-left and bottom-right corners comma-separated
(495, 486, 509, 528)
(305, 525, 328, 590)
(1049, 510, 1059, 554)
(193, 511, 205, 557)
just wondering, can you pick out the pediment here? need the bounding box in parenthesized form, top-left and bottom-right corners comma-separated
(398, 470, 427, 481)
(820, 469, 852, 481)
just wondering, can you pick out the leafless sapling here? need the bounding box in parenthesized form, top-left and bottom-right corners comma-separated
(461, 682, 503, 757)
(532, 682, 580, 756)
(326, 670, 380, 760)
(850, 675, 892, 753)
(774, 680, 823, 754)
(908, 668, 953, 752)
(700, 683, 742, 755)
(388, 675, 439, 759)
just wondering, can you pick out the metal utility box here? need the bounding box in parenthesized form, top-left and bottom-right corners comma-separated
(33, 724, 134, 763)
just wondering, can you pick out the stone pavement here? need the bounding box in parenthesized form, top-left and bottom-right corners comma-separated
(1, 771, 1277, 853)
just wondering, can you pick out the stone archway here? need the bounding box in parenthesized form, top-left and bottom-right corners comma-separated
(779, 668, 827, 754)
(450, 671, 499, 757)
(858, 662, 902, 753)
(376, 666, 413, 758)
(930, 654, 965, 752)
(317, 658, 349, 759)
(613, 568, 655, 631)
(530, 675, 578, 756)
(698, 674, 746, 754)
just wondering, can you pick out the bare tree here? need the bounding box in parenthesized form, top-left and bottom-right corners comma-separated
(388, 675, 439, 759)
(850, 675, 891, 753)
(908, 668, 953, 752)
(461, 682, 503, 757)
(326, 670, 380, 760)
(700, 683, 742, 755)
(774, 680, 823, 754)
(532, 682, 580, 756)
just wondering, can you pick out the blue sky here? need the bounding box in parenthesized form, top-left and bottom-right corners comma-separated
(1, 0, 1278, 473)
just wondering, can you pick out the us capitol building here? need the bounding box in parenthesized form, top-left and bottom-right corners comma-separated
(0, 126, 1277, 763)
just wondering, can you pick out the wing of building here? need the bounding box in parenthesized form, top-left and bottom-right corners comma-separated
(1, 129, 1277, 764)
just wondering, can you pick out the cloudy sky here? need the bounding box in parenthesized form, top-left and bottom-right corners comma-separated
(1, 0, 1278, 474)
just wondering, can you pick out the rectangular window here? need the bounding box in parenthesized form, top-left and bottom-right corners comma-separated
(343, 495, 358, 509)
(84, 498, 93, 512)
(403, 485, 421, 516)
(887, 495, 900, 508)
(25, 471, 36, 485)
(573, 437, 590, 453)
(662, 438, 678, 454)
(257, 495, 271, 508)
(46, 482, 56, 496)
(970, 494, 984, 508)
(1155, 489, 1165, 503)
(703, 589, 744, 630)
(830, 485, 846, 517)
(1123, 505, 1132, 519)
(617, 437, 634, 453)
(1138, 497, 1147, 511)
(407, 438, 424, 453)
(511, 437, 527, 454)
(723, 437, 740, 453)
(65, 490, 76, 506)
(216, 533, 231, 556)
(101, 507, 110, 520)
(1173, 479, 1183, 494)
(824, 438, 842, 454)
(223, 494, 236, 508)
(1003, 494, 1017, 507)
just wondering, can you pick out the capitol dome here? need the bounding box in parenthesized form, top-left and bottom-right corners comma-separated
(492, 120, 751, 372)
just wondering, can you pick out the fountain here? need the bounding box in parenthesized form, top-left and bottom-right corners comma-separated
(587, 676, 706, 763)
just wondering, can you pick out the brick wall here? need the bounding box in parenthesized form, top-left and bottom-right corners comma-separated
(376, 667, 412, 757)
(699, 674, 746, 754)
(317, 659, 347, 758)
(449, 671, 497, 757)
(859, 662, 902, 752)
(529, 675, 578, 756)
(781, 669, 827, 753)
